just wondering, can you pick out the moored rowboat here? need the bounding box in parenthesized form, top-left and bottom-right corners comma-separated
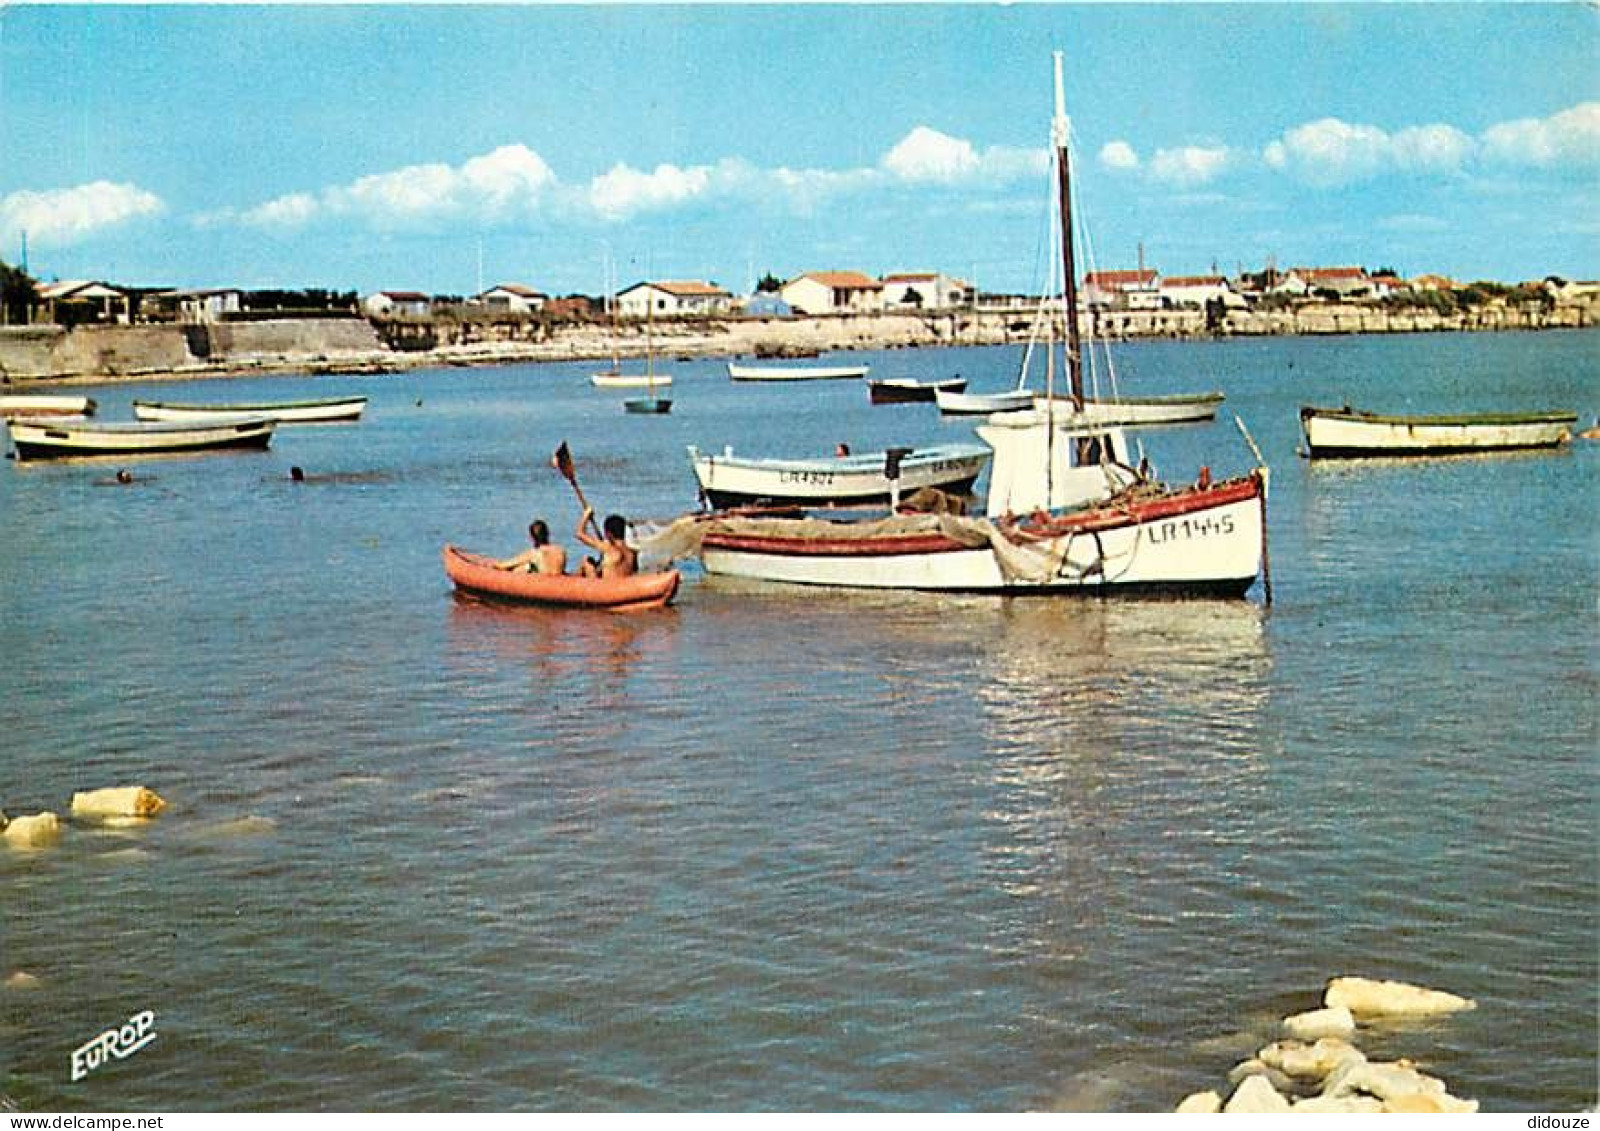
(867, 377, 967, 404)
(688, 442, 991, 509)
(934, 387, 1034, 415)
(8, 415, 275, 460)
(591, 371, 674, 389)
(1031, 391, 1224, 427)
(0, 394, 97, 419)
(132, 396, 367, 423)
(441, 545, 680, 612)
(727, 362, 869, 381)
(1299, 405, 1577, 459)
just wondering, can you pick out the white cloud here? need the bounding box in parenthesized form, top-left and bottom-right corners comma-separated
(0, 181, 163, 247)
(1099, 140, 1140, 171)
(589, 161, 714, 221)
(237, 143, 557, 231)
(1149, 145, 1232, 188)
(1265, 103, 1598, 187)
(1481, 102, 1600, 168)
(882, 126, 980, 183)
(1264, 118, 1393, 186)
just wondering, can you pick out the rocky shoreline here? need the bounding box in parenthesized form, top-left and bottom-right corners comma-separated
(1, 297, 1595, 387)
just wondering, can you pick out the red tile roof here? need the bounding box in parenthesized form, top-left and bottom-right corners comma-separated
(801, 271, 883, 291)
(653, 280, 730, 297)
(1085, 269, 1158, 288)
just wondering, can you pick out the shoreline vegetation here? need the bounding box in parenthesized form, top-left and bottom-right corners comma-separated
(1, 294, 1595, 387)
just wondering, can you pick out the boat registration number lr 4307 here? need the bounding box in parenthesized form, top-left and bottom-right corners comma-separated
(778, 470, 836, 486)
(1147, 513, 1235, 544)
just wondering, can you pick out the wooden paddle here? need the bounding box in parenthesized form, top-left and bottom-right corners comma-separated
(552, 441, 604, 538)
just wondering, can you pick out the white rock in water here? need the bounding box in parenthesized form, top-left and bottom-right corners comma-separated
(1282, 1004, 1356, 1041)
(1174, 1090, 1222, 1113)
(70, 786, 166, 819)
(1324, 1058, 1448, 1102)
(1226, 1057, 1298, 1094)
(1225, 1074, 1292, 1113)
(1324, 975, 1476, 1017)
(1292, 1094, 1385, 1113)
(1384, 1091, 1480, 1113)
(2, 812, 61, 848)
(1257, 1037, 1365, 1082)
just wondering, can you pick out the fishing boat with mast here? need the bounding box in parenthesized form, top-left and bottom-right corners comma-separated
(654, 52, 1268, 599)
(592, 265, 674, 393)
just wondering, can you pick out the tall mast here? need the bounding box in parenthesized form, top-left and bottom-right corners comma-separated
(1053, 51, 1085, 410)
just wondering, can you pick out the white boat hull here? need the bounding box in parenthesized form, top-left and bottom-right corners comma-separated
(689, 443, 991, 508)
(131, 397, 367, 423)
(699, 475, 1266, 595)
(0, 394, 97, 419)
(1300, 406, 1576, 458)
(935, 388, 1033, 415)
(1030, 391, 1223, 426)
(592, 372, 673, 389)
(8, 415, 275, 460)
(727, 362, 869, 381)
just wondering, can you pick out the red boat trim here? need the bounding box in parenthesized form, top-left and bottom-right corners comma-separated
(1005, 475, 1261, 541)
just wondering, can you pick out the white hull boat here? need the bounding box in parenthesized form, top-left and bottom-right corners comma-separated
(935, 387, 1034, 415)
(1031, 391, 1223, 427)
(727, 362, 869, 381)
(696, 473, 1265, 595)
(0, 394, 97, 419)
(132, 396, 367, 424)
(8, 415, 275, 460)
(591, 371, 674, 390)
(1300, 405, 1576, 458)
(689, 443, 991, 509)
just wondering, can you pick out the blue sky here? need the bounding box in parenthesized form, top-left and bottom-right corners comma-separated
(1, 4, 1596, 296)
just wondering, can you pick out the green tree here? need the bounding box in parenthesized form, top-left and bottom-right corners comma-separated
(0, 259, 37, 325)
(756, 273, 783, 294)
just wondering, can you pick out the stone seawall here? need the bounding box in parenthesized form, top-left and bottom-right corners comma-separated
(1, 299, 1592, 385)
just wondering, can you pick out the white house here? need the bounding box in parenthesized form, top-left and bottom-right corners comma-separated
(1159, 275, 1245, 310)
(363, 290, 432, 318)
(881, 272, 969, 310)
(474, 283, 547, 314)
(780, 271, 884, 316)
(1284, 267, 1372, 298)
(616, 280, 732, 318)
(173, 288, 243, 324)
(36, 280, 131, 324)
(1083, 269, 1161, 310)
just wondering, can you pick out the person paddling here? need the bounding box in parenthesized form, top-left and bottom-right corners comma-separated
(497, 519, 568, 575)
(576, 507, 637, 579)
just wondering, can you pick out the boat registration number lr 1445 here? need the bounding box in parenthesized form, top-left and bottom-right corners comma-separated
(1147, 514, 1235, 545)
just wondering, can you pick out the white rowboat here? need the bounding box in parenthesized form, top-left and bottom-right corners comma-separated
(0, 394, 97, 419)
(591, 372, 674, 390)
(8, 415, 276, 460)
(935, 387, 1034, 415)
(1299, 405, 1577, 458)
(132, 396, 367, 424)
(727, 362, 869, 381)
(689, 443, 991, 509)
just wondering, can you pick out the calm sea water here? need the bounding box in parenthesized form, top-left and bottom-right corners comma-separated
(1, 331, 1595, 1112)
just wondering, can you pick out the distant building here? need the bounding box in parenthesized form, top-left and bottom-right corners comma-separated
(171, 288, 243, 324)
(616, 280, 732, 317)
(1286, 267, 1372, 298)
(1083, 269, 1160, 310)
(474, 283, 547, 314)
(363, 290, 433, 318)
(780, 271, 884, 315)
(35, 280, 131, 324)
(881, 272, 969, 310)
(1159, 275, 1245, 310)
(740, 293, 794, 317)
(1410, 274, 1457, 292)
(544, 295, 598, 320)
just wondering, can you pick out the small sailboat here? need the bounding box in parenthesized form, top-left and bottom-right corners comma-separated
(622, 285, 672, 415)
(592, 260, 674, 391)
(661, 51, 1268, 599)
